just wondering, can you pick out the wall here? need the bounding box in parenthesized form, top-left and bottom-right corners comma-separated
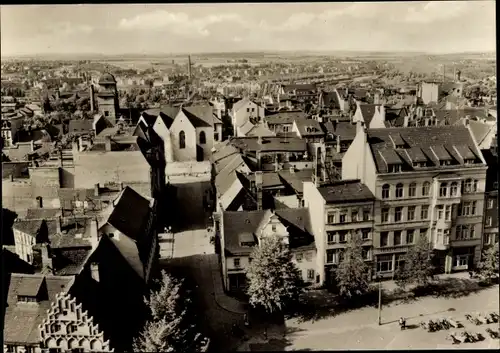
(169, 110, 197, 162)
(73, 151, 151, 194)
(291, 250, 317, 283)
(196, 126, 215, 161)
(302, 181, 326, 285)
(233, 101, 265, 136)
(96, 96, 117, 125)
(14, 229, 36, 263)
(3, 141, 34, 161)
(165, 161, 211, 183)
(420, 83, 439, 104)
(152, 118, 174, 163)
(40, 292, 112, 352)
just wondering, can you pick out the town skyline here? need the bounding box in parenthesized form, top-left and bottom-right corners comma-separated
(1, 1, 496, 57)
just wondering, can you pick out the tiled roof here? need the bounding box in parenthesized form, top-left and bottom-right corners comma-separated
(246, 123, 275, 137)
(367, 126, 485, 173)
(245, 172, 284, 189)
(181, 106, 214, 128)
(26, 208, 61, 220)
(15, 129, 51, 144)
(264, 111, 308, 125)
(222, 208, 314, 256)
(4, 274, 74, 345)
(68, 119, 93, 134)
(105, 186, 151, 241)
(230, 136, 307, 152)
(468, 120, 495, 146)
(13, 219, 58, 240)
(2, 162, 30, 179)
(278, 168, 314, 194)
(294, 119, 325, 137)
(52, 247, 93, 276)
(318, 180, 375, 203)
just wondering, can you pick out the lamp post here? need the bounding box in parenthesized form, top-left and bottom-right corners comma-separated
(377, 276, 382, 326)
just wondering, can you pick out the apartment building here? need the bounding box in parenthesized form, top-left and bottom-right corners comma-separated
(482, 143, 499, 247)
(343, 122, 488, 277)
(303, 180, 375, 286)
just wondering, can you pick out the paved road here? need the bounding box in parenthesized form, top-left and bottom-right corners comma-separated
(169, 180, 212, 232)
(286, 285, 500, 350)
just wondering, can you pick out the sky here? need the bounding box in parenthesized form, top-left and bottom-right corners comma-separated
(0, 1, 496, 57)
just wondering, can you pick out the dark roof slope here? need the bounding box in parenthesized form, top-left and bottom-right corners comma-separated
(182, 105, 214, 127)
(106, 186, 151, 241)
(318, 180, 375, 203)
(69, 119, 93, 134)
(358, 104, 381, 127)
(264, 111, 308, 125)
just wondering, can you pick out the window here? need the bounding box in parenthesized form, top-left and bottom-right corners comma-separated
(271, 224, 277, 232)
(381, 208, 389, 223)
(456, 225, 472, 240)
(67, 324, 77, 334)
(488, 198, 494, 209)
(484, 232, 499, 245)
(246, 108, 250, 112)
(472, 201, 477, 215)
(407, 206, 416, 221)
(486, 216, 492, 226)
(437, 205, 444, 219)
(362, 248, 369, 260)
(394, 231, 402, 245)
(283, 125, 289, 132)
(327, 232, 335, 243)
(179, 131, 186, 149)
(395, 207, 403, 222)
(382, 184, 390, 199)
(5, 346, 15, 353)
(408, 182, 416, 197)
(199, 131, 206, 144)
(439, 182, 448, 197)
(455, 255, 468, 267)
(351, 210, 359, 222)
(463, 179, 473, 193)
(473, 180, 478, 192)
(362, 229, 370, 240)
(422, 182, 430, 196)
(444, 205, 451, 220)
(395, 254, 405, 270)
(450, 182, 458, 196)
(251, 108, 255, 112)
(380, 232, 389, 247)
(406, 230, 414, 244)
(296, 253, 303, 262)
(214, 132, 219, 141)
(233, 258, 240, 268)
(420, 228, 428, 238)
(51, 323, 61, 333)
(421, 206, 429, 219)
(461, 202, 472, 216)
(389, 164, 402, 173)
(470, 225, 476, 238)
(377, 255, 393, 272)
(327, 213, 335, 224)
(363, 209, 371, 221)
(395, 183, 404, 198)
(104, 110, 109, 117)
(307, 269, 315, 280)
(326, 250, 335, 264)
(339, 213, 346, 223)
(339, 231, 347, 243)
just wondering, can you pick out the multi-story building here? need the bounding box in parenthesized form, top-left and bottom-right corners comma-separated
(303, 180, 375, 286)
(481, 141, 498, 247)
(230, 98, 266, 137)
(343, 122, 488, 277)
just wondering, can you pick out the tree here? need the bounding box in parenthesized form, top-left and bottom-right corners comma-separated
(133, 271, 205, 353)
(245, 234, 303, 314)
(477, 243, 499, 283)
(335, 233, 370, 298)
(395, 235, 435, 289)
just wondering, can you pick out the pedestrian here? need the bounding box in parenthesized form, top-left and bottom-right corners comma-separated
(402, 317, 406, 330)
(399, 317, 404, 330)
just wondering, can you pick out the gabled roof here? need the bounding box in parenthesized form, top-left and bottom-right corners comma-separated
(232, 97, 261, 113)
(68, 119, 93, 134)
(181, 105, 214, 128)
(468, 120, 495, 146)
(294, 119, 324, 137)
(26, 208, 61, 220)
(105, 186, 151, 241)
(246, 122, 275, 137)
(264, 110, 308, 125)
(4, 274, 74, 344)
(323, 121, 356, 141)
(357, 104, 381, 127)
(367, 126, 485, 173)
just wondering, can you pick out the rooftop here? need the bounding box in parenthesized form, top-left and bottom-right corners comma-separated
(230, 136, 307, 152)
(317, 180, 375, 203)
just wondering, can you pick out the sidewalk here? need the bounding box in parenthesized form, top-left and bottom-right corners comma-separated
(208, 254, 247, 315)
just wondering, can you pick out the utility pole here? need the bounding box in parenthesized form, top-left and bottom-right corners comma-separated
(378, 277, 382, 326)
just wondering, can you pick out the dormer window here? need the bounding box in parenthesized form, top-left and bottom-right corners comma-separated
(412, 161, 427, 168)
(17, 295, 37, 303)
(440, 160, 451, 166)
(388, 164, 402, 173)
(464, 159, 475, 164)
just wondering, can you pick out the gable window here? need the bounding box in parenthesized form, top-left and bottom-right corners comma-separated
(439, 182, 448, 197)
(271, 224, 277, 232)
(395, 183, 404, 198)
(422, 182, 430, 196)
(450, 182, 459, 196)
(382, 184, 390, 199)
(179, 131, 186, 149)
(408, 182, 416, 197)
(389, 164, 402, 173)
(199, 131, 206, 145)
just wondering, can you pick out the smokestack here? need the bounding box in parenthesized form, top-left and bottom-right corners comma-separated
(89, 84, 95, 112)
(104, 135, 112, 151)
(255, 171, 263, 211)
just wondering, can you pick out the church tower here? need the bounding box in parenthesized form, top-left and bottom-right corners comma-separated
(96, 73, 119, 125)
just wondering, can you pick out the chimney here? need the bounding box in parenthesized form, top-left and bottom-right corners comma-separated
(104, 136, 112, 151)
(336, 135, 341, 153)
(89, 84, 95, 112)
(380, 105, 386, 122)
(10, 174, 14, 182)
(456, 70, 461, 82)
(257, 135, 262, 145)
(94, 183, 100, 197)
(90, 218, 99, 250)
(120, 182, 124, 191)
(41, 244, 53, 273)
(37, 196, 43, 208)
(56, 216, 61, 234)
(90, 262, 100, 282)
(332, 119, 338, 132)
(255, 171, 263, 211)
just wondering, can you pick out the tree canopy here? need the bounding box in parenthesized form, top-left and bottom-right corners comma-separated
(477, 243, 499, 283)
(245, 234, 303, 314)
(335, 233, 370, 298)
(133, 271, 206, 353)
(395, 235, 435, 289)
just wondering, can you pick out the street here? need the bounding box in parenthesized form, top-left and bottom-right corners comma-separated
(285, 285, 500, 350)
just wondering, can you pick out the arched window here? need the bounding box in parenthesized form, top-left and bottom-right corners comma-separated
(450, 182, 458, 196)
(408, 182, 416, 197)
(179, 131, 185, 149)
(439, 182, 448, 197)
(422, 181, 430, 196)
(382, 184, 390, 199)
(199, 131, 206, 145)
(395, 183, 404, 198)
